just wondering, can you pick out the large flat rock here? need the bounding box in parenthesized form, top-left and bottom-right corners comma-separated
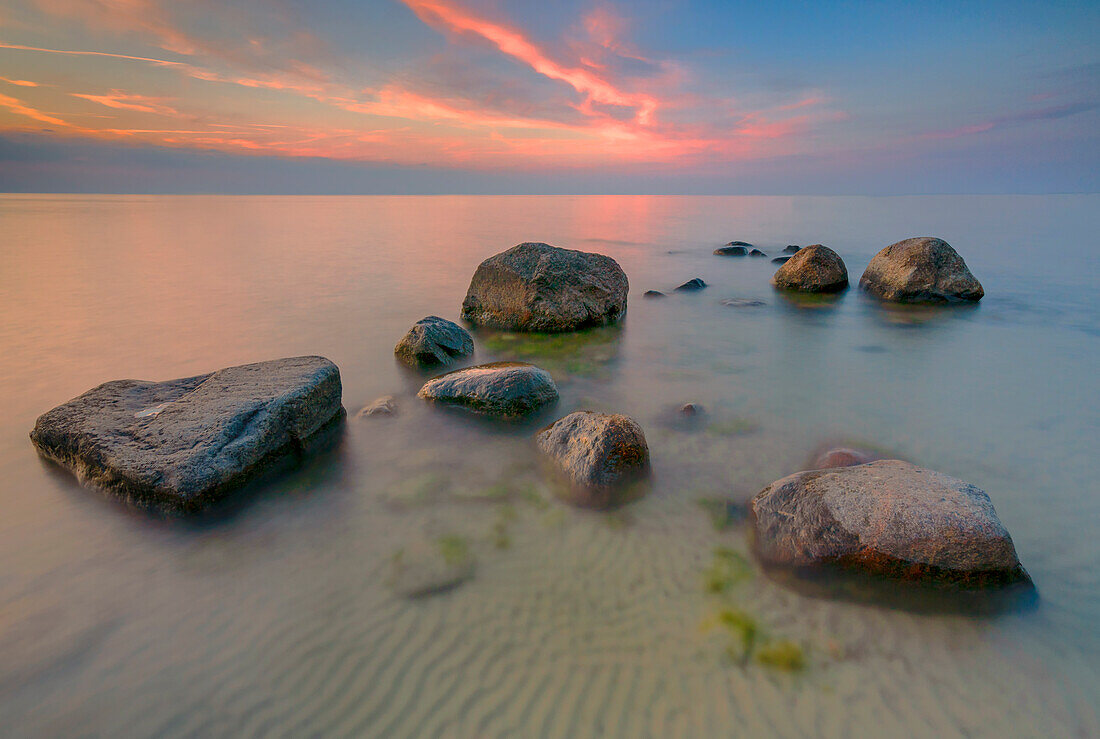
(30, 356, 344, 511)
(750, 460, 1030, 588)
(418, 361, 558, 417)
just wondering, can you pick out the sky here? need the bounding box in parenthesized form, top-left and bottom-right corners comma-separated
(0, 0, 1097, 194)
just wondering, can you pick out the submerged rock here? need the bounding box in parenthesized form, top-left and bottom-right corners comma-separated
(390, 535, 475, 598)
(771, 244, 849, 293)
(771, 256, 791, 264)
(536, 411, 650, 508)
(643, 290, 666, 298)
(679, 402, 703, 416)
(727, 241, 753, 247)
(808, 446, 882, 469)
(714, 245, 748, 256)
(721, 298, 767, 308)
(460, 242, 628, 332)
(418, 361, 558, 417)
(30, 356, 345, 511)
(859, 237, 984, 303)
(751, 460, 1030, 588)
(749, 248, 767, 257)
(357, 395, 397, 418)
(675, 278, 707, 291)
(394, 316, 473, 368)
(783, 245, 801, 254)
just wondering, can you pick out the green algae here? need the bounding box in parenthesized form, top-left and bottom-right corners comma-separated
(702, 547, 753, 593)
(436, 534, 471, 566)
(755, 640, 806, 672)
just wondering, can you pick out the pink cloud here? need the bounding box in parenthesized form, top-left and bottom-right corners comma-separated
(71, 90, 179, 115)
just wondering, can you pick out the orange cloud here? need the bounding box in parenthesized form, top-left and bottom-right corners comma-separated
(1, 76, 40, 87)
(403, 0, 659, 126)
(0, 92, 72, 126)
(71, 90, 179, 115)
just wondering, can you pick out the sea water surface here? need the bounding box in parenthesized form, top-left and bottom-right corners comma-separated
(0, 194, 1098, 737)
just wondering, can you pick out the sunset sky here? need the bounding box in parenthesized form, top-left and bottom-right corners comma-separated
(0, 0, 1097, 193)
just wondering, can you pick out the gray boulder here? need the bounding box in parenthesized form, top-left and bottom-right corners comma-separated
(808, 445, 882, 470)
(859, 237, 984, 303)
(783, 245, 801, 254)
(751, 460, 1030, 588)
(748, 248, 767, 257)
(418, 361, 558, 417)
(357, 395, 396, 418)
(30, 356, 344, 511)
(394, 316, 473, 368)
(771, 244, 848, 293)
(771, 256, 791, 264)
(536, 411, 649, 508)
(643, 290, 666, 298)
(461, 242, 628, 332)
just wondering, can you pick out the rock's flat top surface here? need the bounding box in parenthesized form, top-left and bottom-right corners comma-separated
(751, 460, 1029, 587)
(30, 356, 344, 511)
(536, 411, 649, 508)
(859, 237, 984, 303)
(771, 244, 849, 293)
(418, 361, 558, 417)
(394, 316, 473, 368)
(714, 245, 748, 256)
(461, 242, 628, 333)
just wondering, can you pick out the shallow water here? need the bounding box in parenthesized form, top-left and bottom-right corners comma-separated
(1, 194, 1098, 737)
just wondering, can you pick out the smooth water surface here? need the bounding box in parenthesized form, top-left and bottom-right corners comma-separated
(1, 195, 1098, 737)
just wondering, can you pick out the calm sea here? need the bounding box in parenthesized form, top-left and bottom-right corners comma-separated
(1, 194, 1097, 737)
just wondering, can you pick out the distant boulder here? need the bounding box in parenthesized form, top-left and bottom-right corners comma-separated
(859, 237, 984, 303)
(418, 361, 558, 417)
(714, 245, 749, 256)
(771, 256, 791, 264)
(643, 290, 666, 298)
(808, 445, 882, 469)
(461, 242, 628, 332)
(675, 278, 707, 291)
(751, 460, 1031, 588)
(748, 249, 767, 257)
(394, 316, 473, 368)
(783, 245, 801, 254)
(357, 395, 397, 418)
(537, 411, 650, 508)
(771, 244, 849, 293)
(721, 298, 766, 308)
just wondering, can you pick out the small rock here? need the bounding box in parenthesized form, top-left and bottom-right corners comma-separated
(783, 245, 801, 254)
(771, 256, 791, 264)
(390, 535, 475, 598)
(394, 316, 473, 368)
(771, 244, 849, 293)
(29, 357, 345, 511)
(721, 298, 766, 308)
(727, 241, 753, 247)
(679, 403, 703, 416)
(643, 290, 666, 298)
(859, 237, 984, 303)
(461, 242, 628, 332)
(675, 278, 707, 291)
(751, 460, 1031, 588)
(537, 411, 650, 508)
(357, 396, 396, 418)
(418, 362, 558, 417)
(714, 245, 748, 256)
(749, 249, 767, 257)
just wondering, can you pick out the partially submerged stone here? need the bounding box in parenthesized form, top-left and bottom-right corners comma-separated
(394, 316, 473, 368)
(390, 535, 475, 598)
(357, 395, 397, 418)
(749, 248, 767, 257)
(643, 290, 666, 298)
(714, 245, 748, 256)
(30, 356, 345, 511)
(783, 245, 801, 254)
(750, 460, 1030, 588)
(675, 278, 707, 291)
(771, 244, 849, 293)
(721, 298, 767, 308)
(536, 411, 650, 508)
(461, 242, 628, 332)
(771, 256, 791, 264)
(418, 361, 558, 417)
(808, 445, 882, 470)
(859, 237, 984, 303)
